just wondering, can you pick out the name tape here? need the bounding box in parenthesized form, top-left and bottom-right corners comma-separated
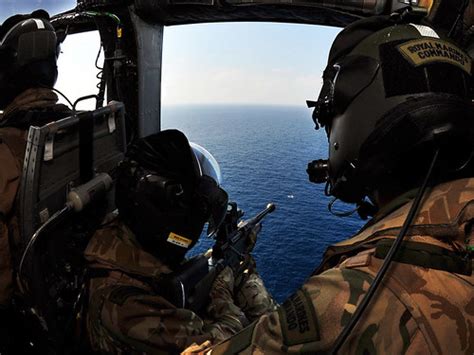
(398, 38, 471, 74)
(167, 232, 192, 249)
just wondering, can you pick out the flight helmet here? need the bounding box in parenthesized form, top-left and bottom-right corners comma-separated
(308, 13, 473, 205)
(116, 130, 228, 264)
(0, 10, 59, 109)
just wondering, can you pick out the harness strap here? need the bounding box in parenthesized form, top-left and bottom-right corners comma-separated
(374, 239, 472, 276)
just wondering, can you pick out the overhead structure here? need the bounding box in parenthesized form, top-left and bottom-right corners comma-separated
(51, 0, 472, 138)
(73, 0, 437, 26)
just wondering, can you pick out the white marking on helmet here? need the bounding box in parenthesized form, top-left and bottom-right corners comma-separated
(22, 18, 44, 30)
(409, 24, 439, 38)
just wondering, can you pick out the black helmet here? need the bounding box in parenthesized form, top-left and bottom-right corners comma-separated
(116, 130, 228, 264)
(309, 13, 473, 205)
(0, 10, 59, 109)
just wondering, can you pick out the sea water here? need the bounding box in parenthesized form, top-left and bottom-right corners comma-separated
(162, 105, 364, 302)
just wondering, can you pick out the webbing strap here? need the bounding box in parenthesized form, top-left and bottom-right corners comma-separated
(375, 239, 472, 276)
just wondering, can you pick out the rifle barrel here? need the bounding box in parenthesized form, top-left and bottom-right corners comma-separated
(251, 203, 276, 224)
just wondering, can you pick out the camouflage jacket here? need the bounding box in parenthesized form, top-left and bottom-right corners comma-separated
(0, 88, 69, 307)
(84, 220, 275, 354)
(205, 178, 474, 354)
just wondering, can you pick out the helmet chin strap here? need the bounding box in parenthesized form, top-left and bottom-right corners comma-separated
(330, 148, 440, 354)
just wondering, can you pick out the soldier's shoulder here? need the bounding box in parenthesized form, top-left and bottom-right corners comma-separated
(85, 219, 130, 262)
(85, 218, 172, 278)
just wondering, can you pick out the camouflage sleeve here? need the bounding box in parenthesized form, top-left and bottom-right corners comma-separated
(206, 266, 246, 340)
(208, 267, 420, 354)
(235, 271, 277, 322)
(87, 271, 245, 354)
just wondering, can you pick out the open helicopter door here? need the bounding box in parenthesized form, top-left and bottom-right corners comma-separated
(15, 101, 126, 352)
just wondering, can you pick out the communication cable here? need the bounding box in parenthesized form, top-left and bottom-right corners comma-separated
(49, 86, 74, 111)
(95, 44, 106, 108)
(330, 148, 439, 354)
(18, 203, 74, 293)
(18, 172, 113, 292)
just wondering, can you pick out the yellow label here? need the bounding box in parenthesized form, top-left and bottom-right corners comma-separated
(166, 232, 192, 248)
(398, 39, 471, 74)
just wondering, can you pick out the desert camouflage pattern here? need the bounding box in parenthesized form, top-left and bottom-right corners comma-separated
(195, 178, 474, 354)
(0, 88, 64, 306)
(85, 220, 275, 354)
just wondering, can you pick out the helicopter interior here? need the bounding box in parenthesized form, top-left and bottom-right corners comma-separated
(0, 0, 472, 351)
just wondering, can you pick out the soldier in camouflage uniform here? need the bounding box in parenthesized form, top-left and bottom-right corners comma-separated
(184, 13, 474, 355)
(85, 130, 275, 353)
(0, 11, 69, 351)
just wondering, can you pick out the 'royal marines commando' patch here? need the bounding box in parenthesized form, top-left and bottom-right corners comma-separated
(278, 289, 320, 346)
(397, 38, 472, 74)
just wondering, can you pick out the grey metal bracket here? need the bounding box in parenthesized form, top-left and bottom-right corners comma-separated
(130, 6, 163, 137)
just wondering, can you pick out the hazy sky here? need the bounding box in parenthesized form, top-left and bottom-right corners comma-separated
(1, 1, 340, 107)
(162, 23, 339, 105)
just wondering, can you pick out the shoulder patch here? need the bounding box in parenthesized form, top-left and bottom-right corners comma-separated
(108, 286, 144, 306)
(278, 289, 320, 346)
(397, 38, 471, 74)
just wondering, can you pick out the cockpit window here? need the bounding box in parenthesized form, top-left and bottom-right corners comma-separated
(56, 31, 104, 110)
(162, 23, 340, 106)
